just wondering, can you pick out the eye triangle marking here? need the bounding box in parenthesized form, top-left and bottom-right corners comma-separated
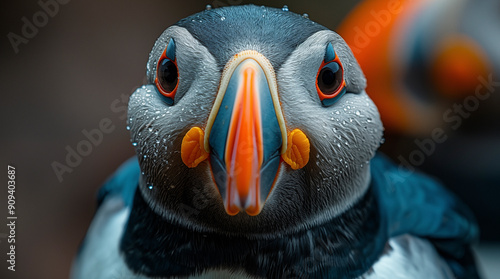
(155, 38, 179, 105)
(166, 38, 176, 61)
(324, 42, 336, 62)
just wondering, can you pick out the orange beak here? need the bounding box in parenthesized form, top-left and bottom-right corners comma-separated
(207, 54, 284, 216)
(224, 61, 264, 215)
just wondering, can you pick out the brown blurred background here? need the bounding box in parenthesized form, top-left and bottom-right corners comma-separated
(0, 1, 498, 279)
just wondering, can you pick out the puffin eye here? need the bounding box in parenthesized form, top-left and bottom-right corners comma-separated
(155, 38, 178, 105)
(158, 59, 178, 92)
(317, 62, 342, 94)
(316, 43, 346, 107)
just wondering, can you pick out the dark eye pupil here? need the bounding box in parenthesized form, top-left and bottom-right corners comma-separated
(317, 62, 342, 94)
(321, 69, 335, 86)
(158, 59, 178, 92)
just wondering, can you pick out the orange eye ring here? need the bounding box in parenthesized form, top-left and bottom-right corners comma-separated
(155, 38, 179, 105)
(316, 43, 346, 107)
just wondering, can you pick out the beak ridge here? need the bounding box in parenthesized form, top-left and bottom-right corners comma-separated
(208, 52, 283, 216)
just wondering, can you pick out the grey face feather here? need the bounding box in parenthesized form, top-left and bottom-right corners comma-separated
(276, 30, 382, 225)
(146, 26, 220, 103)
(129, 26, 222, 221)
(128, 5, 384, 235)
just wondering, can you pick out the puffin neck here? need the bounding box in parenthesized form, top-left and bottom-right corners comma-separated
(120, 184, 387, 278)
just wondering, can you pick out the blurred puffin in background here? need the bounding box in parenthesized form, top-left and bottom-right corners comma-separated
(338, 0, 500, 240)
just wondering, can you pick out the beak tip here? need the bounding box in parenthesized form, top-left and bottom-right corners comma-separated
(245, 206, 262, 216)
(224, 200, 264, 216)
(225, 209, 240, 216)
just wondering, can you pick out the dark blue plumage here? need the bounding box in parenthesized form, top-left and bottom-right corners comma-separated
(97, 156, 140, 208)
(91, 153, 479, 278)
(120, 172, 383, 278)
(370, 154, 479, 279)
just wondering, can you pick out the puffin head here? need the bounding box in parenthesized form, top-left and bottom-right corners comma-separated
(128, 5, 383, 236)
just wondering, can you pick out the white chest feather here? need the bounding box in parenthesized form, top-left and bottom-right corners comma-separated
(71, 197, 138, 279)
(72, 197, 453, 279)
(360, 235, 454, 279)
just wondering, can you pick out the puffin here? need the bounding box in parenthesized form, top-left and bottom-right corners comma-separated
(338, 0, 500, 135)
(72, 5, 480, 279)
(338, 0, 500, 240)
